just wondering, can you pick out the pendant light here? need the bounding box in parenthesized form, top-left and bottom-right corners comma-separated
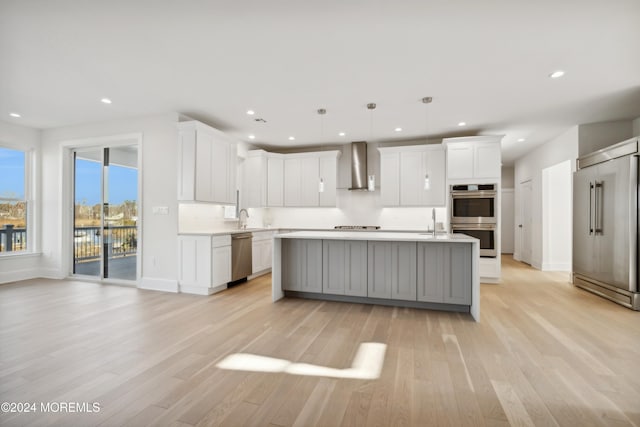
(422, 97, 432, 191)
(367, 103, 376, 191)
(318, 108, 326, 193)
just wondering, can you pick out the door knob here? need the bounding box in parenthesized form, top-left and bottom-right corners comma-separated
(518, 224, 523, 228)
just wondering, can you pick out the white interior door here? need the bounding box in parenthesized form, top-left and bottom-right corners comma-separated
(519, 180, 532, 264)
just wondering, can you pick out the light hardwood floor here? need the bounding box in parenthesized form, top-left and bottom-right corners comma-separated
(1, 256, 639, 426)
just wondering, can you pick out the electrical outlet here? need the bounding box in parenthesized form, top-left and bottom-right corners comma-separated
(152, 206, 169, 215)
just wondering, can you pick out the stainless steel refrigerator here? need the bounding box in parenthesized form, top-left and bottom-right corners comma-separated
(573, 137, 639, 310)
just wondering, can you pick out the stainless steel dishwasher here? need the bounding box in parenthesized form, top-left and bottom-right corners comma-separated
(231, 233, 252, 282)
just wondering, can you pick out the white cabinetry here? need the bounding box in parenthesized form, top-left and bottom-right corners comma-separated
(283, 151, 339, 207)
(267, 156, 284, 206)
(242, 150, 267, 208)
(243, 150, 338, 208)
(241, 151, 285, 208)
(379, 145, 446, 206)
(178, 121, 237, 204)
(178, 234, 231, 295)
(319, 155, 337, 207)
(444, 136, 502, 181)
(252, 231, 274, 274)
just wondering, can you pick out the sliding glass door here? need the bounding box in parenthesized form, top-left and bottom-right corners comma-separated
(73, 145, 138, 281)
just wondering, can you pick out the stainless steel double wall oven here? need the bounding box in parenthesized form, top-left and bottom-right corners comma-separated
(450, 184, 498, 257)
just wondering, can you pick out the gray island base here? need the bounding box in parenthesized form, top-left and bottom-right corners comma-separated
(272, 231, 480, 322)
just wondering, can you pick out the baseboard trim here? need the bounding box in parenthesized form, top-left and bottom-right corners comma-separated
(481, 277, 500, 284)
(0, 269, 40, 284)
(39, 268, 66, 280)
(541, 262, 571, 272)
(139, 277, 179, 293)
(179, 283, 227, 295)
(248, 269, 271, 280)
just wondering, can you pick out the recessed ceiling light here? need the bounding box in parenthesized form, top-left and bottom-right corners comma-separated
(394, 127, 402, 132)
(517, 138, 525, 142)
(338, 132, 346, 137)
(288, 136, 295, 141)
(458, 122, 466, 127)
(248, 135, 256, 140)
(549, 70, 565, 79)
(101, 98, 112, 104)
(9, 112, 21, 118)
(247, 110, 255, 115)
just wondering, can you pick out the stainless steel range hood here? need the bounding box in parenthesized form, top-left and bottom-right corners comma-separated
(349, 141, 369, 191)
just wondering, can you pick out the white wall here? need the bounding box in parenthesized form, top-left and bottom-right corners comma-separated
(541, 160, 572, 271)
(501, 189, 514, 254)
(633, 117, 640, 136)
(514, 126, 579, 269)
(501, 166, 514, 189)
(578, 120, 633, 156)
(40, 113, 180, 292)
(0, 121, 42, 283)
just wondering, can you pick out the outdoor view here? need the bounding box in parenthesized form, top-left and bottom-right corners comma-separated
(74, 151, 138, 280)
(0, 147, 27, 253)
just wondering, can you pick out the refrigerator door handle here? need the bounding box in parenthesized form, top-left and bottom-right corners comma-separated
(594, 181, 603, 234)
(589, 182, 594, 235)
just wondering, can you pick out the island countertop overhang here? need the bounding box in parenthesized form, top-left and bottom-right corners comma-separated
(275, 230, 479, 243)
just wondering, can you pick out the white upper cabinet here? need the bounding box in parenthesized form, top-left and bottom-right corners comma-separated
(267, 156, 284, 207)
(242, 150, 285, 208)
(246, 150, 339, 208)
(380, 151, 400, 206)
(379, 145, 446, 207)
(444, 136, 502, 181)
(300, 156, 320, 206)
(474, 143, 502, 179)
(177, 121, 237, 205)
(284, 157, 304, 206)
(319, 155, 337, 207)
(242, 150, 267, 208)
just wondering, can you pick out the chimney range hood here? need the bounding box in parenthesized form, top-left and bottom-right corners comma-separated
(349, 141, 370, 191)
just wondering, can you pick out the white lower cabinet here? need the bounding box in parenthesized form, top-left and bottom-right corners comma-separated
(178, 235, 231, 295)
(252, 231, 274, 274)
(281, 239, 323, 293)
(322, 240, 367, 296)
(211, 241, 231, 288)
(367, 241, 417, 300)
(417, 243, 471, 305)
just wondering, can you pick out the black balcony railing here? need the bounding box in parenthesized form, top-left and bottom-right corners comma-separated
(0, 225, 27, 252)
(1, 225, 137, 259)
(74, 226, 137, 261)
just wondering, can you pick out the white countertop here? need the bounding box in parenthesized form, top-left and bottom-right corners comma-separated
(179, 227, 452, 236)
(178, 228, 274, 236)
(274, 230, 478, 243)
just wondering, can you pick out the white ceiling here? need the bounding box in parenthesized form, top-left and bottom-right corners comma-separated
(1, 0, 639, 164)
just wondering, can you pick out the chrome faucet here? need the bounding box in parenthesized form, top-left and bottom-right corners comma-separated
(238, 209, 249, 229)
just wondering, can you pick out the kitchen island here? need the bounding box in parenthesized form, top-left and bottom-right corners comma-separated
(272, 231, 480, 321)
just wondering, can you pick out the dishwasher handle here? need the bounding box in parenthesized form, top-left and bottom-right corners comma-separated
(232, 234, 253, 240)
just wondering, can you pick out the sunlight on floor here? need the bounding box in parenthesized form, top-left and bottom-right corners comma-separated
(216, 342, 387, 380)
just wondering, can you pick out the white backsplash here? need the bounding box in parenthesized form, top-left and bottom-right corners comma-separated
(179, 189, 448, 232)
(178, 203, 238, 233)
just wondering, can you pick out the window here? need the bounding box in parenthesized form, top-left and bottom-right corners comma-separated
(0, 147, 29, 253)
